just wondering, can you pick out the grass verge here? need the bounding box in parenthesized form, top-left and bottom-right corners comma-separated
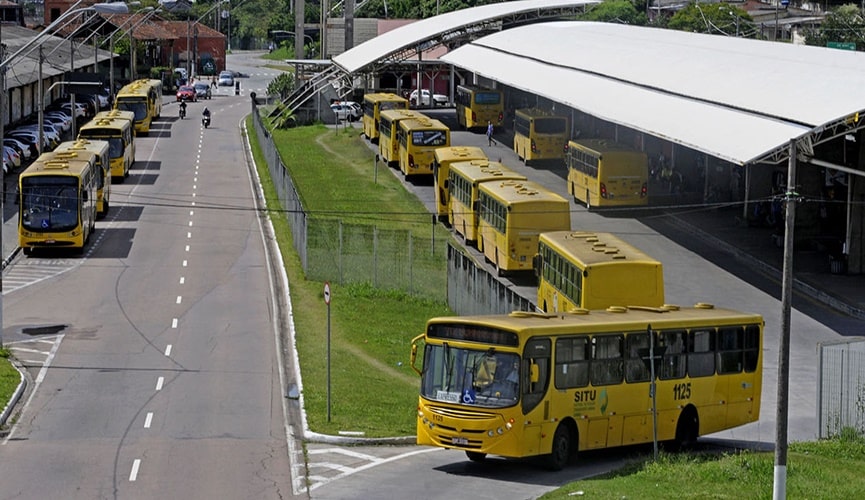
(0, 349, 20, 421)
(540, 434, 865, 499)
(246, 118, 451, 437)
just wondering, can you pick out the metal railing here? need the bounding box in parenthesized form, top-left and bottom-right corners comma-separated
(251, 107, 447, 300)
(818, 338, 865, 438)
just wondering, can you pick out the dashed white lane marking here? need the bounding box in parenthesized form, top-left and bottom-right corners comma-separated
(164, 344, 172, 357)
(155, 377, 164, 391)
(129, 459, 141, 481)
(144, 412, 153, 429)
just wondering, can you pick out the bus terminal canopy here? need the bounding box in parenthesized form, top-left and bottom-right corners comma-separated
(331, 0, 599, 75)
(441, 21, 865, 166)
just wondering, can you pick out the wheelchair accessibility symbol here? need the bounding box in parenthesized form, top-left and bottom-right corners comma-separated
(462, 389, 476, 404)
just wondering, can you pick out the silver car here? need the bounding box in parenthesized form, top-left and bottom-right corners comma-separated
(217, 71, 234, 86)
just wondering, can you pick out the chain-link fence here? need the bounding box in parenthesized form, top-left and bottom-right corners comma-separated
(251, 107, 447, 300)
(818, 338, 865, 438)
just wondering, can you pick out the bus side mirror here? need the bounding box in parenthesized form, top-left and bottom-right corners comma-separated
(409, 334, 423, 376)
(530, 362, 539, 383)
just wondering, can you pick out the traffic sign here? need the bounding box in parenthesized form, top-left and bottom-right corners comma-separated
(323, 282, 331, 305)
(828, 41, 856, 51)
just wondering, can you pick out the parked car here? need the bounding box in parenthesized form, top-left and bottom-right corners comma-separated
(4, 137, 32, 161)
(44, 111, 73, 132)
(193, 82, 212, 100)
(6, 130, 48, 152)
(217, 71, 234, 87)
(329, 102, 361, 122)
(55, 101, 88, 119)
(409, 89, 448, 107)
(176, 85, 197, 102)
(3, 146, 21, 170)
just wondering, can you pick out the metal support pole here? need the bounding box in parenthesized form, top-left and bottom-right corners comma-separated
(0, 38, 5, 348)
(773, 139, 797, 500)
(110, 35, 115, 98)
(38, 46, 44, 155)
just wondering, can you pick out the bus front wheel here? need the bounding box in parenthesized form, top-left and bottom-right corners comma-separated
(543, 424, 574, 471)
(465, 451, 487, 463)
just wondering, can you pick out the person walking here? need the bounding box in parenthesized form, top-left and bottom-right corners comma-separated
(486, 121, 494, 146)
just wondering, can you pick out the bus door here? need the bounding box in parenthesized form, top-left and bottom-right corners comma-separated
(521, 337, 551, 456)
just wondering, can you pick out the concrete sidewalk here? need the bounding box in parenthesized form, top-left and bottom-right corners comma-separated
(640, 204, 865, 323)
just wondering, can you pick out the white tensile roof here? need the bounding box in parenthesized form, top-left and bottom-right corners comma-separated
(442, 21, 865, 165)
(332, 0, 599, 75)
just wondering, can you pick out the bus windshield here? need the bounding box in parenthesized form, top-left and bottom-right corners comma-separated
(79, 132, 123, 158)
(421, 344, 520, 408)
(116, 99, 147, 120)
(21, 177, 79, 232)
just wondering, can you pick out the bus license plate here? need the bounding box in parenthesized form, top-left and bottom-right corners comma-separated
(452, 437, 469, 446)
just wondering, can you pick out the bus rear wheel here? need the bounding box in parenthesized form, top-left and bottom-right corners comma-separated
(666, 407, 699, 452)
(465, 451, 487, 463)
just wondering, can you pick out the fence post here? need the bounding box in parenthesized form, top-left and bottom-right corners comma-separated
(409, 230, 414, 295)
(339, 220, 344, 284)
(373, 226, 378, 288)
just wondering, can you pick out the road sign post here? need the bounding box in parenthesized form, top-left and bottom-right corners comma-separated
(324, 282, 331, 422)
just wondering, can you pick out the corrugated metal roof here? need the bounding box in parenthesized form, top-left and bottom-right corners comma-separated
(332, 0, 599, 74)
(442, 21, 865, 165)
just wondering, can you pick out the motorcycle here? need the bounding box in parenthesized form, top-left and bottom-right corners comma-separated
(202, 115, 211, 128)
(179, 105, 186, 120)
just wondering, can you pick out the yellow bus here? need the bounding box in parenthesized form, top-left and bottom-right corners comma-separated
(410, 304, 764, 469)
(378, 109, 427, 165)
(114, 78, 163, 134)
(432, 146, 488, 223)
(77, 109, 136, 182)
(477, 179, 570, 274)
(566, 139, 649, 209)
(448, 159, 525, 244)
(534, 231, 665, 313)
(397, 117, 450, 178)
(54, 139, 111, 218)
(362, 92, 409, 142)
(455, 85, 504, 130)
(18, 149, 98, 254)
(513, 108, 569, 165)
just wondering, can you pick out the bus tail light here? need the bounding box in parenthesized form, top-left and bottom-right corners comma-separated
(600, 182, 608, 199)
(498, 111, 503, 124)
(530, 140, 537, 153)
(409, 154, 416, 169)
(471, 111, 477, 122)
(641, 183, 648, 197)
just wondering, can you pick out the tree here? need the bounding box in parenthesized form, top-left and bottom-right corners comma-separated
(803, 4, 865, 50)
(580, 0, 646, 25)
(667, 2, 753, 37)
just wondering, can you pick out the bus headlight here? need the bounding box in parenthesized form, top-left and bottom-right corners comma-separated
(488, 430, 495, 437)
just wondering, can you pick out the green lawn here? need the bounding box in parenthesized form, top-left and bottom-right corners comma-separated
(247, 119, 451, 437)
(540, 434, 865, 499)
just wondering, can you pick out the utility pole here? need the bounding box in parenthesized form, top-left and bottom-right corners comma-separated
(773, 139, 798, 500)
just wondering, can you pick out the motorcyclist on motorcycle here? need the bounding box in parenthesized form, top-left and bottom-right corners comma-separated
(202, 106, 211, 128)
(179, 99, 187, 119)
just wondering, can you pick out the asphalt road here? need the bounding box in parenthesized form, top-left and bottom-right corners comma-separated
(0, 61, 301, 498)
